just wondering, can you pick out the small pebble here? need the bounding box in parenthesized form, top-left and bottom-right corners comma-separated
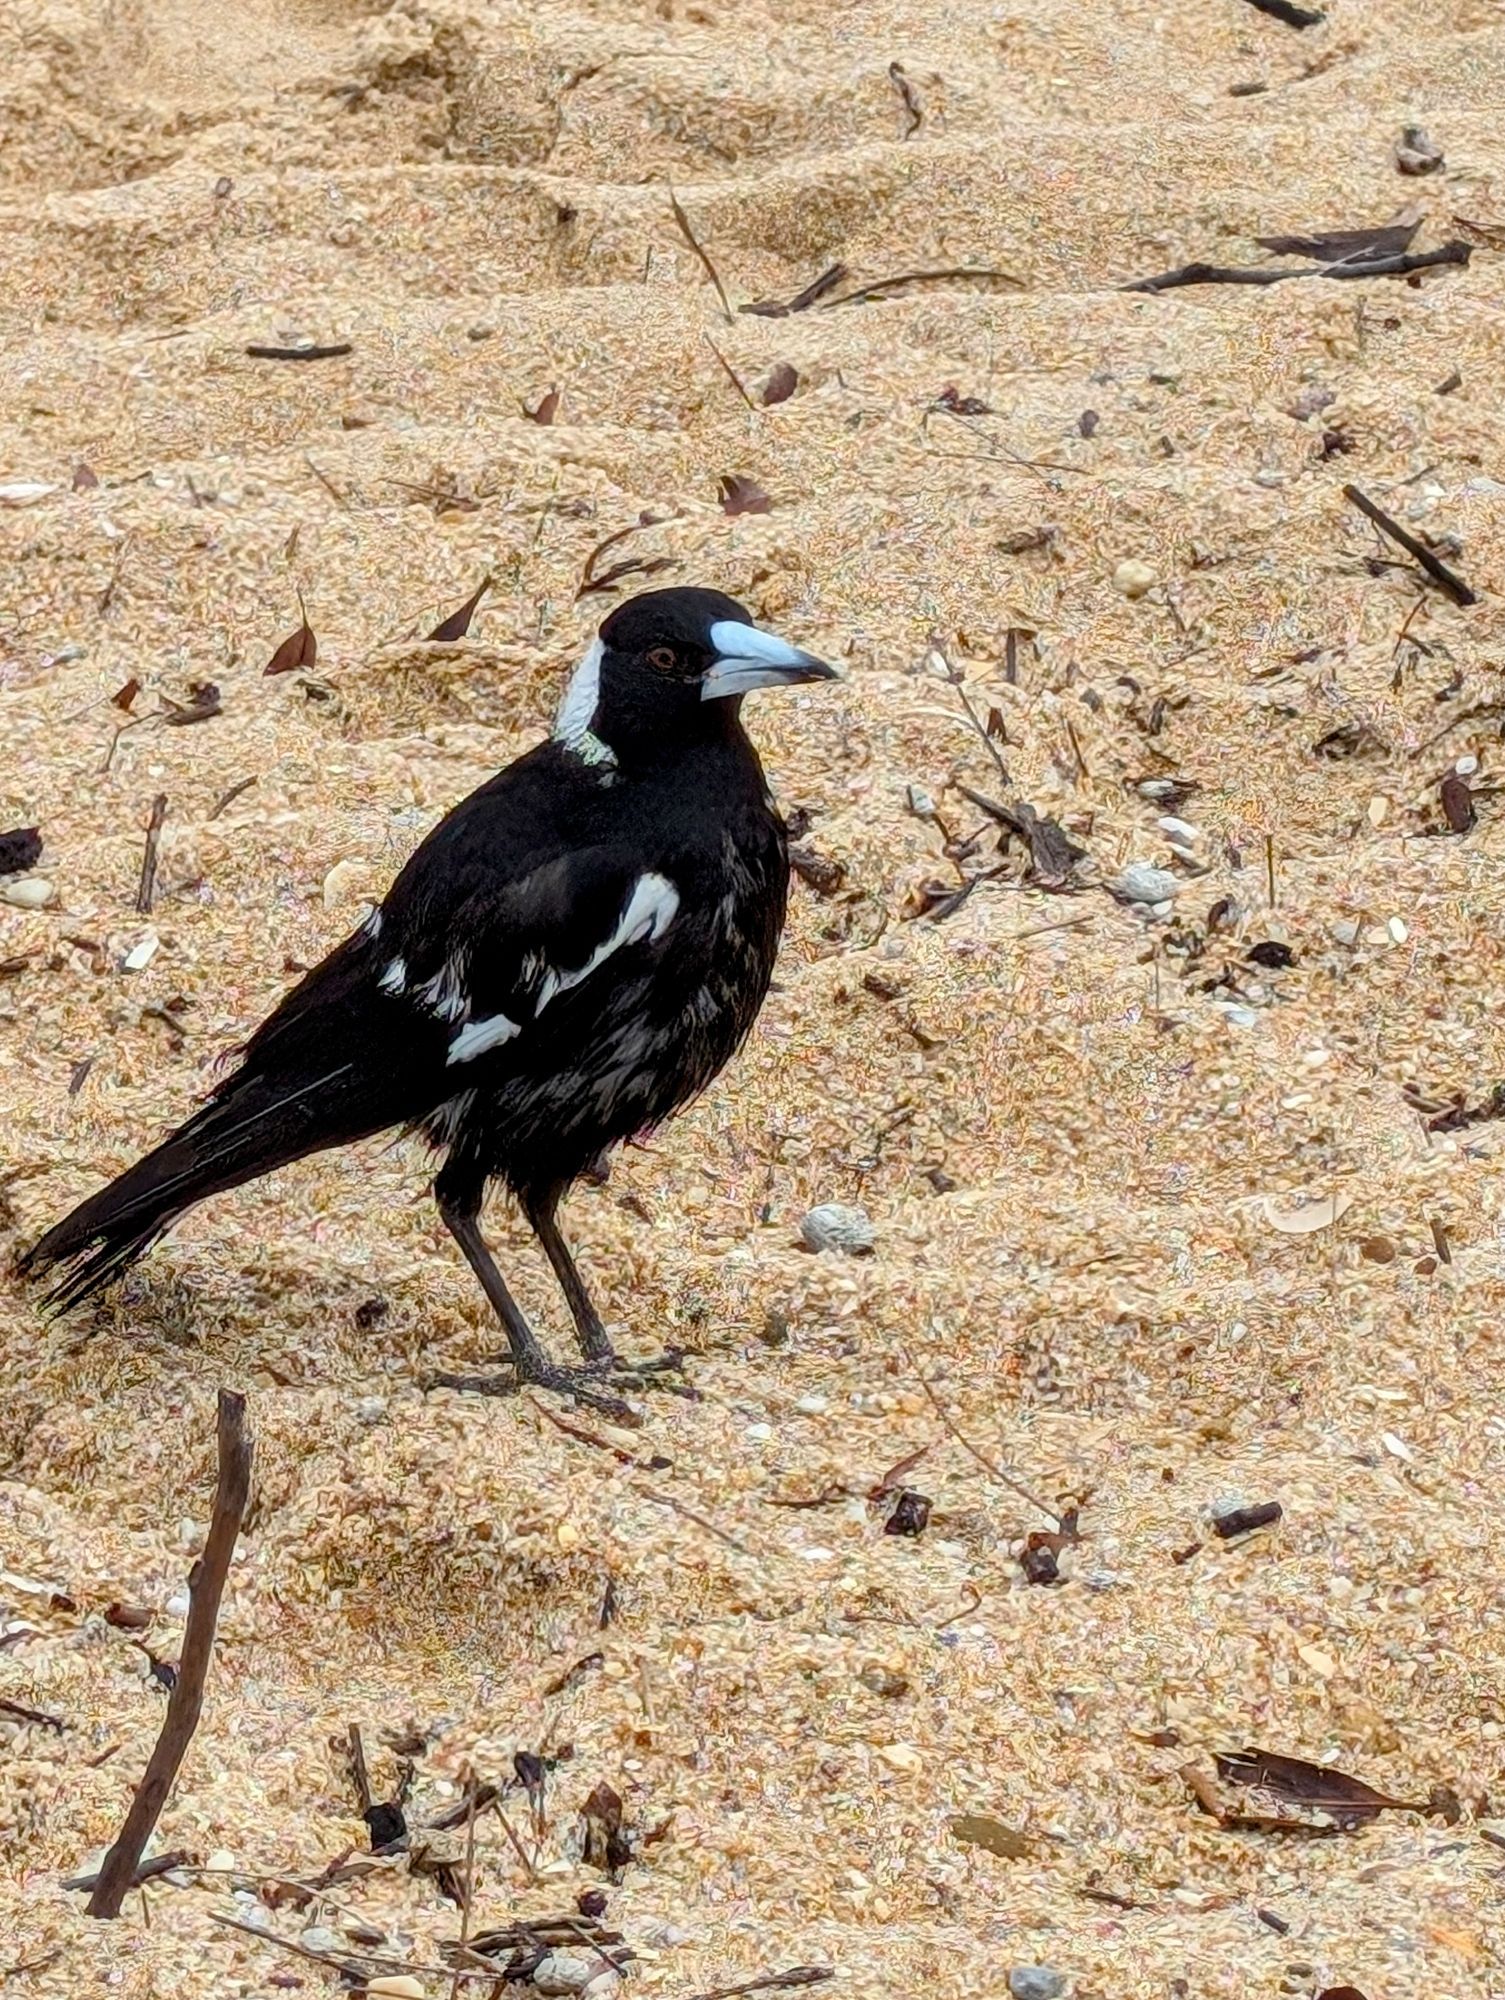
(298, 1927, 343, 1955)
(1112, 558, 1157, 599)
(123, 933, 160, 972)
(1387, 915, 1409, 944)
(1254, 469, 1285, 489)
(0, 876, 56, 909)
(1113, 863, 1179, 905)
(1210, 1498, 1282, 1538)
(1394, 123, 1444, 174)
(905, 783, 936, 819)
(1157, 814, 1199, 842)
(366, 1980, 426, 2000)
(1137, 779, 1177, 799)
(1329, 917, 1360, 947)
(355, 1396, 387, 1425)
(165, 1591, 190, 1618)
(799, 1203, 875, 1254)
(0, 481, 58, 507)
(1456, 754, 1479, 777)
(1008, 1967, 1067, 2000)
(534, 1949, 616, 1994)
(745, 1421, 773, 1441)
(1361, 1235, 1397, 1263)
(859, 1662, 909, 1697)
(205, 1848, 236, 1874)
(795, 1393, 828, 1415)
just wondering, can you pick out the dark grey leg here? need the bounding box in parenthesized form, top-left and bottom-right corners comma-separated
(525, 1192, 614, 1366)
(424, 1191, 638, 1422)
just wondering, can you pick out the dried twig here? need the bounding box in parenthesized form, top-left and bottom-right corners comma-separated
(63, 1850, 190, 1893)
(907, 1353, 1061, 1526)
(135, 794, 168, 916)
(1240, 0, 1324, 24)
(207, 777, 257, 822)
(86, 1391, 254, 1918)
(823, 266, 1022, 308)
(691, 1970, 835, 2000)
(1343, 483, 1477, 606)
(1126, 240, 1470, 293)
(347, 1724, 372, 1811)
(738, 265, 849, 318)
(633, 1484, 752, 1555)
(245, 343, 353, 362)
(704, 336, 757, 412)
(667, 187, 735, 323)
(2, 1696, 65, 1731)
(577, 514, 679, 598)
(888, 61, 922, 136)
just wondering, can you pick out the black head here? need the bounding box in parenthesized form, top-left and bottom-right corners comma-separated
(554, 585, 835, 768)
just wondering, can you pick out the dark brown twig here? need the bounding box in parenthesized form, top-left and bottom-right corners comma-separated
(207, 777, 257, 822)
(738, 264, 848, 318)
(908, 1352, 1061, 1526)
(1240, 0, 1324, 25)
(1, 1696, 65, 1731)
(888, 61, 922, 137)
(1343, 484, 1477, 606)
(86, 1391, 254, 1918)
(135, 794, 168, 916)
(703, 336, 757, 412)
(822, 266, 1022, 308)
(245, 343, 354, 362)
(63, 1850, 190, 1893)
(667, 187, 735, 323)
(577, 514, 678, 599)
(690, 1971, 835, 2000)
(633, 1484, 751, 1555)
(1126, 240, 1470, 293)
(347, 1724, 372, 1812)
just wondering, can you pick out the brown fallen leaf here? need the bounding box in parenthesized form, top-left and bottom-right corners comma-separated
(428, 575, 492, 642)
(162, 682, 222, 726)
(1181, 1761, 1342, 1836)
(264, 599, 317, 676)
(1257, 221, 1419, 263)
(719, 474, 773, 516)
(868, 1443, 931, 1499)
(948, 1813, 1034, 1859)
(581, 1781, 632, 1874)
(72, 462, 99, 491)
(1441, 770, 1476, 832)
(760, 362, 799, 407)
(1216, 1747, 1433, 1826)
(111, 677, 141, 711)
(524, 388, 561, 425)
(954, 784, 1086, 888)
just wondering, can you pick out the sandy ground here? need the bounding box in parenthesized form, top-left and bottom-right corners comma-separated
(3, 0, 1505, 1995)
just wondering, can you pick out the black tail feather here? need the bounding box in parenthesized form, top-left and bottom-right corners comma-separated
(19, 1062, 361, 1314)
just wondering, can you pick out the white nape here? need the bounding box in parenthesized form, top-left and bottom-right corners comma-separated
(553, 638, 616, 769)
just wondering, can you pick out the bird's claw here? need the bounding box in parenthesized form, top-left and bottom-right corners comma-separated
(586, 1346, 700, 1400)
(421, 1352, 696, 1422)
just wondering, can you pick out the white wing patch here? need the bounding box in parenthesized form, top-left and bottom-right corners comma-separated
(415, 958, 468, 1024)
(379, 956, 407, 995)
(535, 872, 679, 1013)
(553, 637, 616, 771)
(448, 1011, 522, 1065)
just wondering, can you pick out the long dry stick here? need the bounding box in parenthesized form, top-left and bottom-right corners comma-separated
(667, 186, 735, 322)
(135, 793, 168, 915)
(87, 1391, 254, 1918)
(907, 1353, 1061, 1526)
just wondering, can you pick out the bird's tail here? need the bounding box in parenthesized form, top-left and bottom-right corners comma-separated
(18, 1063, 359, 1314)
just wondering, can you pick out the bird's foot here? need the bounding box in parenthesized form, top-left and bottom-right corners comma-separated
(585, 1345, 700, 1401)
(421, 1354, 691, 1425)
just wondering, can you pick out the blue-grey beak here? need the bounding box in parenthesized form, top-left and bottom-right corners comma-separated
(701, 619, 838, 701)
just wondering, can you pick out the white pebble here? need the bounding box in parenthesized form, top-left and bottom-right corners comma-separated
(0, 481, 58, 506)
(1112, 558, 1156, 599)
(298, 1927, 344, 1955)
(799, 1203, 875, 1254)
(205, 1848, 236, 1874)
(1157, 815, 1199, 841)
(905, 784, 936, 819)
(1456, 754, 1479, 776)
(0, 876, 56, 909)
(745, 1422, 773, 1442)
(795, 1394, 828, 1416)
(122, 933, 160, 972)
(165, 1591, 190, 1618)
(1329, 918, 1360, 947)
(1221, 1005, 1259, 1029)
(355, 1396, 388, 1425)
(1387, 916, 1409, 944)
(1113, 862, 1179, 904)
(367, 1980, 426, 2000)
(1254, 469, 1285, 488)
(534, 1949, 617, 1994)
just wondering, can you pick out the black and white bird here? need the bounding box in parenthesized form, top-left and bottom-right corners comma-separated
(21, 586, 835, 1413)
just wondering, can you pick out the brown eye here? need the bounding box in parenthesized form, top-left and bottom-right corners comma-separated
(647, 645, 676, 672)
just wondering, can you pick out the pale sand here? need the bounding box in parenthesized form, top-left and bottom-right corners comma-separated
(3, 1, 1505, 1995)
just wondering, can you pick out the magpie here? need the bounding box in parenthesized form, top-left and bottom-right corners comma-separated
(20, 586, 836, 1415)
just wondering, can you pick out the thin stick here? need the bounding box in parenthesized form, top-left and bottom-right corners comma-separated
(823, 266, 1022, 308)
(1126, 240, 1470, 294)
(667, 187, 735, 323)
(86, 1391, 254, 1918)
(347, 1724, 372, 1812)
(690, 1969, 835, 2000)
(135, 793, 168, 915)
(633, 1484, 751, 1554)
(62, 1850, 189, 1893)
(0, 1696, 64, 1731)
(1240, 0, 1324, 24)
(1343, 482, 1478, 606)
(207, 776, 257, 821)
(492, 1800, 540, 1883)
(907, 1354, 1060, 1526)
(1265, 834, 1277, 908)
(703, 335, 757, 412)
(448, 1776, 479, 2000)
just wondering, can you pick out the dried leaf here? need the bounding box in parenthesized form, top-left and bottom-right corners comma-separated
(948, 1813, 1034, 1859)
(1441, 771, 1476, 832)
(934, 385, 994, 416)
(162, 682, 222, 725)
(869, 1443, 931, 1498)
(1216, 1747, 1430, 1824)
(72, 462, 99, 491)
(719, 474, 773, 517)
(0, 827, 44, 877)
(264, 607, 317, 676)
(428, 575, 492, 642)
(581, 1780, 632, 1874)
(760, 362, 799, 407)
(1257, 221, 1418, 263)
(104, 1602, 153, 1630)
(1261, 1190, 1352, 1233)
(525, 388, 561, 425)
(111, 678, 141, 711)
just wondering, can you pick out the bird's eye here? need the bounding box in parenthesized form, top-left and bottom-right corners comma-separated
(646, 645, 677, 672)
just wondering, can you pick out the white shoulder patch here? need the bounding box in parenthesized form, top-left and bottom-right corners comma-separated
(415, 958, 469, 1024)
(535, 871, 679, 1013)
(554, 638, 617, 771)
(379, 956, 407, 995)
(447, 1011, 521, 1066)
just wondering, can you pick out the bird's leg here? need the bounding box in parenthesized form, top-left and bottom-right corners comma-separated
(428, 1191, 638, 1422)
(524, 1189, 696, 1397)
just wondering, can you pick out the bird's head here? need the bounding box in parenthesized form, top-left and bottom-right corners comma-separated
(555, 585, 836, 769)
